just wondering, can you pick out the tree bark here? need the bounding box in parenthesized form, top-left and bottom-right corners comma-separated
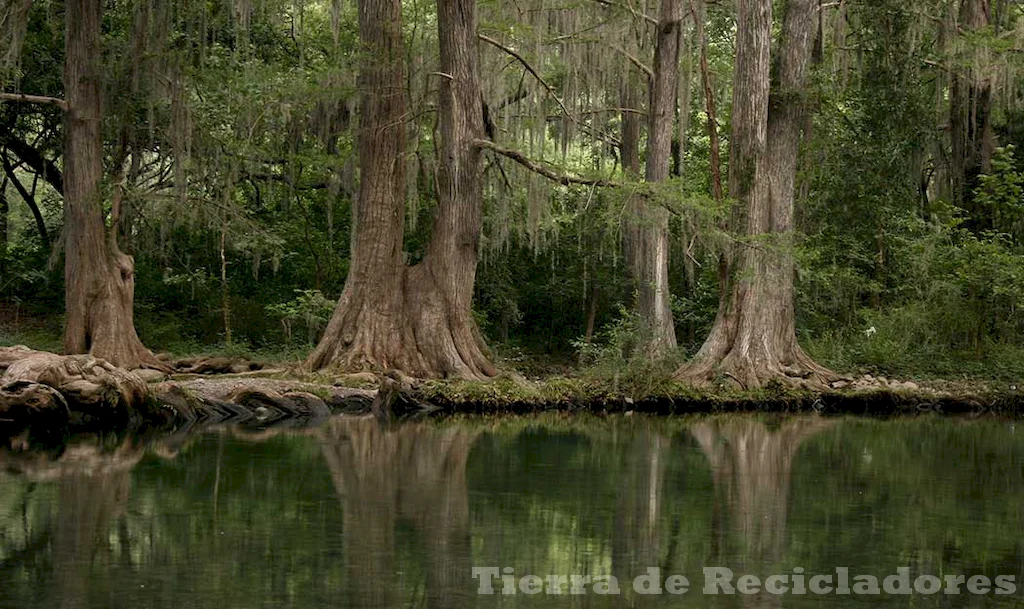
(308, 0, 495, 379)
(950, 0, 995, 226)
(675, 0, 832, 388)
(0, 176, 7, 272)
(306, 0, 411, 373)
(62, 0, 158, 369)
(624, 0, 681, 358)
(696, 0, 724, 201)
(619, 43, 642, 177)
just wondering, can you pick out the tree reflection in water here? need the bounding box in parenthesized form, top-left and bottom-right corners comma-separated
(317, 415, 479, 609)
(0, 437, 142, 609)
(0, 415, 1019, 609)
(691, 418, 833, 608)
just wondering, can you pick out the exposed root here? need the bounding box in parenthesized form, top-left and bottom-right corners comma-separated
(676, 343, 836, 391)
(171, 356, 267, 375)
(0, 347, 148, 418)
(307, 266, 497, 380)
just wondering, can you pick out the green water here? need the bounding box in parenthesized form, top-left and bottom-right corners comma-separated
(0, 415, 1021, 608)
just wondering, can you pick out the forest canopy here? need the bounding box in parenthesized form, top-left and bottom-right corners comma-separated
(1, 0, 1024, 386)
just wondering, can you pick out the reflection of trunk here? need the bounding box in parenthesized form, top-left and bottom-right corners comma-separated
(612, 432, 668, 603)
(690, 418, 830, 607)
(0, 440, 142, 609)
(318, 417, 477, 609)
(54, 470, 131, 609)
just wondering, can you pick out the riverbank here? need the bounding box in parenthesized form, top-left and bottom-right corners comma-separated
(2, 346, 1022, 437)
(413, 375, 1023, 417)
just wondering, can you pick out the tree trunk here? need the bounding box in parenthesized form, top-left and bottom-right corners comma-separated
(624, 0, 681, 358)
(0, 176, 7, 274)
(220, 221, 232, 345)
(62, 0, 157, 369)
(619, 65, 642, 176)
(696, 0, 724, 201)
(950, 0, 995, 226)
(308, 0, 495, 379)
(306, 0, 411, 373)
(676, 0, 831, 388)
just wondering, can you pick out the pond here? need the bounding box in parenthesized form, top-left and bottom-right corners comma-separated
(0, 415, 1021, 608)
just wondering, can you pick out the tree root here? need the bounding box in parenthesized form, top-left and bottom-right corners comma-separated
(0, 347, 148, 420)
(676, 344, 837, 391)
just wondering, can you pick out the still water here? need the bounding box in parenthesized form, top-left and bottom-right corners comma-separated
(0, 415, 1021, 608)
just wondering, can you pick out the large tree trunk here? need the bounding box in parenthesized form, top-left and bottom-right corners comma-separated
(306, 0, 411, 373)
(62, 0, 157, 369)
(676, 0, 831, 388)
(950, 0, 995, 226)
(308, 0, 495, 379)
(403, 0, 495, 378)
(624, 0, 682, 358)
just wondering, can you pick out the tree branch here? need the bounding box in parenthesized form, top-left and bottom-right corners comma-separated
(0, 93, 68, 111)
(474, 139, 620, 187)
(478, 34, 621, 149)
(1, 152, 49, 243)
(590, 0, 659, 25)
(612, 44, 653, 79)
(477, 34, 576, 123)
(0, 135, 63, 195)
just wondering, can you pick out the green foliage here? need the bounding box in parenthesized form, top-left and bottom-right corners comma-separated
(571, 305, 684, 398)
(801, 203, 1024, 379)
(265, 289, 336, 345)
(975, 145, 1024, 238)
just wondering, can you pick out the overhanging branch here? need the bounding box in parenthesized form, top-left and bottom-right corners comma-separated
(0, 93, 68, 111)
(474, 139, 620, 187)
(612, 44, 653, 79)
(477, 34, 620, 149)
(477, 34, 575, 121)
(0, 135, 63, 195)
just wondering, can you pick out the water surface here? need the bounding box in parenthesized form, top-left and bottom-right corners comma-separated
(0, 415, 1021, 608)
